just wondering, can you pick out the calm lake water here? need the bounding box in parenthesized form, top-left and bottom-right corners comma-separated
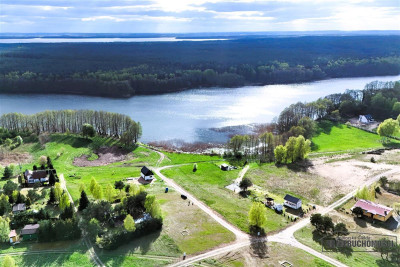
(0, 75, 399, 143)
(0, 38, 226, 43)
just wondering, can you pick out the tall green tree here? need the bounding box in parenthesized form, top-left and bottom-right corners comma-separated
(124, 214, 136, 232)
(82, 123, 95, 138)
(377, 118, 399, 140)
(0, 195, 10, 216)
(144, 195, 162, 219)
(54, 183, 63, 202)
(105, 184, 114, 202)
(89, 177, 97, 194)
(0, 216, 10, 243)
(78, 190, 89, 211)
(3, 166, 12, 179)
(248, 202, 267, 229)
(93, 183, 103, 200)
(48, 188, 56, 204)
(274, 145, 286, 164)
(285, 136, 297, 163)
(295, 135, 311, 161)
(59, 192, 70, 210)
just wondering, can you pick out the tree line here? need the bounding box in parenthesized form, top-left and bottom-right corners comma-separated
(0, 36, 399, 97)
(277, 81, 400, 133)
(0, 110, 142, 141)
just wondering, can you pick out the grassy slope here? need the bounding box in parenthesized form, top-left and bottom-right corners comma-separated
(311, 121, 398, 153)
(205, 242, 334, 267)
(161, 152, 223, 166)
(15, 134, 159, 202)
(294, 225, 396, 267)
(8, 134, 235, 262)
(161, 162, 290, 233)
(96, 178, 235, 264)
(0, 252, 94, 267)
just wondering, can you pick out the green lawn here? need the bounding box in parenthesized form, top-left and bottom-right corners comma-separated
(311, 121, 398, 153)
(0, 240, 87, 255)
(13, 134, 159, 202)
(204, 242, 334, 267)
(161, 162, 291, 233)
(96, 178, 235, 264)
(99, 255, 171, 267)
(160, 152, 223, 166)
(294, 225, 396, 267)
(0, 252, 94, 267)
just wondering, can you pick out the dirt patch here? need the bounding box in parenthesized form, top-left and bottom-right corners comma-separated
(311, 158, 394, 191)
(73, 146, 131, 167)
(0, 151, 32, 166)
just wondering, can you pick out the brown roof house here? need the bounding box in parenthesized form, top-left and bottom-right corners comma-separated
(24, 170, 48, 185)
(352, 199, 393, 222)
(21, 224, 40, 241)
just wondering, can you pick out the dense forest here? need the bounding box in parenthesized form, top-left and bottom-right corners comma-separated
(0, 110, 142, 144)
(277, 80, 400, 133)
(0, 35, 399, 97)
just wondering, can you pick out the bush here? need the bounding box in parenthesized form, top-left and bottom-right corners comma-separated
(370, 157, 376, 163)
(97, 218, 163, 250)
(38, 219, 81, 242)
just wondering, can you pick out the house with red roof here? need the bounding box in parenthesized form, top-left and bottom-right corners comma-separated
(352, 199, 393, 222)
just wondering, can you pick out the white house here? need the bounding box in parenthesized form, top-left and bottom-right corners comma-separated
(283, 194, 302, 209)
(24, 170, 48, 184)
(359, 114, 374, 124)
(140, 166, 154, 181)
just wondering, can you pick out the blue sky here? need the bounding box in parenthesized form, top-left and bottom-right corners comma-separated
(1, 0, 399, 33)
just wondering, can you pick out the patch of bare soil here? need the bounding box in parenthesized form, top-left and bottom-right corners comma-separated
(310, 158, 400, 203)
(73, 146, 131, 167)
(0, 151, 32, 166)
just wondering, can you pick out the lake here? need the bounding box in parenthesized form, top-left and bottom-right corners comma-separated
(0, 75, 399, 143)
(0, 37, 226, 43)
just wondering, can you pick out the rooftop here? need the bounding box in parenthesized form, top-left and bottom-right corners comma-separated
(353, 199, 392, 217)
(141, 166, 153, 176)
(284, 194, 301, 204)
(21, 224, 40, 235)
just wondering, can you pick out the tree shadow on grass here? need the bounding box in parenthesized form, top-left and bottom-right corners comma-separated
(353, 217, 368, 228)
(376, 258, 398, 267)
(275, 159, 313, 173)
(312, 229, 353, 257)
(314, 120, 339, 136)
(97, 230, 163, 267)
(250, 239, 268, 259)
(51, 134, 93, 148)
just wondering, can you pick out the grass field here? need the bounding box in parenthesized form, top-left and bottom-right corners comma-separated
(161, 162, 291, 233)
(96, 178, 235, 264)
(0, 252, 94, 267)
(12, 134, 159, 202)
(294, 224, 397, 267)
(99, 255, 171, 267)
(311, 121, 398, 153)
(203, 242, 334, 267)
(0, 240, 86, 255)
(2, 134, 234, 264)
(244, 162, 332, 205)
(160, 152, 223, 166)
(0, 240, 92, 267)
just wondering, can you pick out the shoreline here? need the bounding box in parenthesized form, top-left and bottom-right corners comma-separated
(1, 73, 399, 99)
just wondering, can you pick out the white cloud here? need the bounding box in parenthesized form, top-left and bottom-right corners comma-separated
(212, 11, 274, 21)
(81, 15, 191, 22)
